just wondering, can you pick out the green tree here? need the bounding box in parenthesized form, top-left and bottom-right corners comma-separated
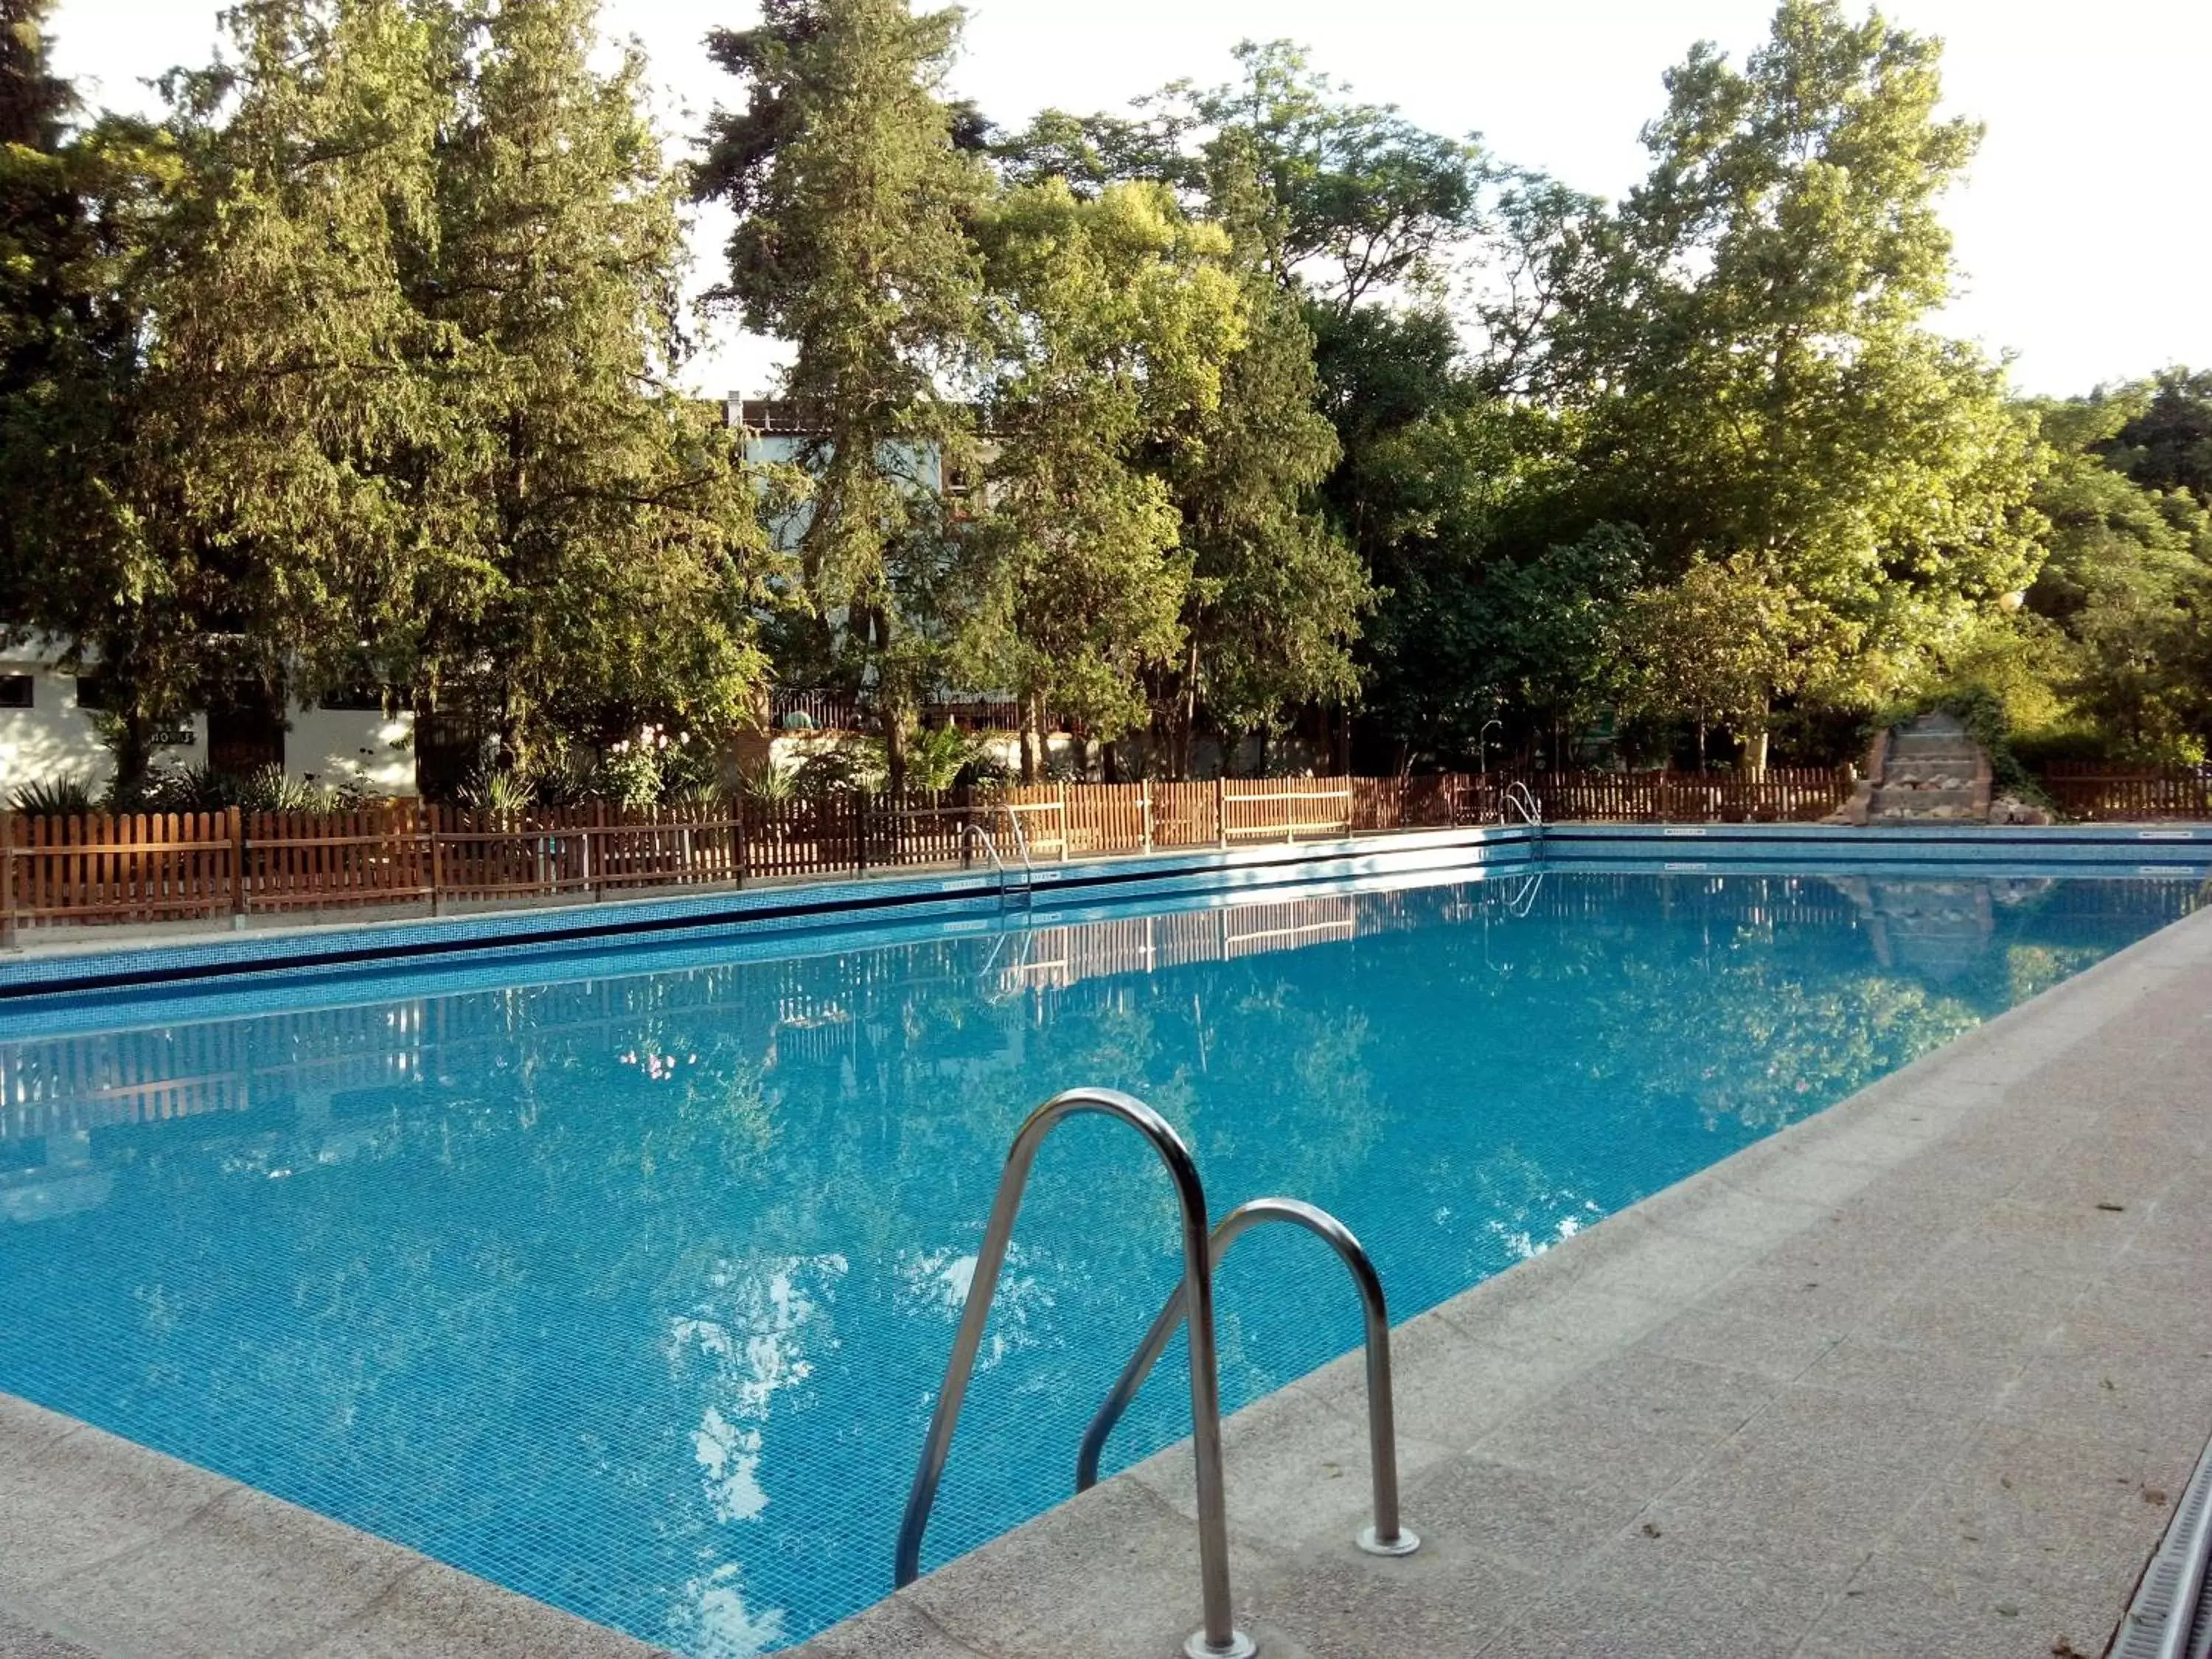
(2104, 367, 2212, 507)
(1003, 41, 1485, 317)
(1165, 41, 1486, 316)
(963, 180, 1243, 777)
(697, 0, 986, 788)
(1618, 553, 1835, 770)
(0, 3, 180, 781)
(6, 0, 446, 790)
(994, 66, 1402, 773)
(407, 0, 771, 773)
(2023, 385, 2212, 754)
(1158, 140, 1372, 776)
(1551, 0, 2048, 730)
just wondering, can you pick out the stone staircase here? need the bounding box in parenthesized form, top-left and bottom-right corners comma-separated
(1834, 712, 1994, 824)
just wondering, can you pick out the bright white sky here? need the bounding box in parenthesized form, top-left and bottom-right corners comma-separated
(46, 0, 2212, 401)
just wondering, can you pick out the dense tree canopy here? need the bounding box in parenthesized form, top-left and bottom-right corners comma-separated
(696, 0, 986, 787)
(408, 0, 770, 768)
(961, 180, 1241, 769)
(2, 0, 2205, 800)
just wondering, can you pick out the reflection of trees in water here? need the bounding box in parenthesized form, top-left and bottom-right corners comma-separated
(0, 873, 2195, 1653)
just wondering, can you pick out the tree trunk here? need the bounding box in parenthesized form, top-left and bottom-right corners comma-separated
(884, 704, 908, 796)
(1745, 706, 1770, 774)
(1178, 639, 1200, 780)
(110, 710, 156, 802)
(1696, 719, 1709, 773)
(1019, 692, 1041, 784)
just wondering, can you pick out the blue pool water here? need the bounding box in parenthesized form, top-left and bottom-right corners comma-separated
(0, 868, 2199, 1653)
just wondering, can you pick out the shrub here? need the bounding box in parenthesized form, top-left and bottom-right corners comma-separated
(602, 723, 707, 808)
(734, 762, 794, 805)
(526, 751, 603, 809)
(905, 725, 981, 793)
(790, 742, 885, 797)
(458, 768, 534, 817)
(11, 775, 97, 816)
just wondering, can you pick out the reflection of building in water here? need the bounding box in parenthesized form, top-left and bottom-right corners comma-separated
(990, 896, 1363, 998)
(0, 894, 1383, 1201)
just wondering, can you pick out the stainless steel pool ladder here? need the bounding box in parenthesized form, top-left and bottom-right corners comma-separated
(964, 817, 1034, 911)
(1077, 1195, 1419, 1560)
(894, 1092, 1420, 1658)
(894, 1087, 1255, 1658)
(1503, 780, 1543, 827)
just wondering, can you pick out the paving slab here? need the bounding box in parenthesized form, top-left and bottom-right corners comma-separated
(0, 1404, 669, 1659)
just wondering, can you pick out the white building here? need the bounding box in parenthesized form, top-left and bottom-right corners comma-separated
(1, 399, 946, 802)
(0, 651, 416, 801)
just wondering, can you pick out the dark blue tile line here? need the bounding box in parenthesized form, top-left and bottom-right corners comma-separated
(0, 847, 1549, 1042)
(4, 821, 2198, 1007)
(0, 828, 1527, 1004)
(1543, 823, 2210, 846)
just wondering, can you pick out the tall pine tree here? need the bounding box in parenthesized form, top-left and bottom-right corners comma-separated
(697, 0, 985, 788)
(8, 0, 442, 787)
(408, 0, 771, 771)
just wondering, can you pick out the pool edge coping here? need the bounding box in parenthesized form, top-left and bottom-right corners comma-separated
(0, 826, 1525, 1001)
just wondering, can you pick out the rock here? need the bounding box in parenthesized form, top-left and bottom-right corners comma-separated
(1989, 795, 2053, 826)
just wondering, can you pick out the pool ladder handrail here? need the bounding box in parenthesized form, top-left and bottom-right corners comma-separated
(1077, 1195, 1419, 1560)
(1001, 803, 1037, 901)
(1502, 780, 1543, 827)
(964, 810, 1035, 911)
(1503, 869, 1545, 919)
(893, 1087, 1255, 1659)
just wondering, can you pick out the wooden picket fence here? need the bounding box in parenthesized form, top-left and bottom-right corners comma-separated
(0, 767, 1874, 938)
(1503, 768, 1852, 825)
(2037, 765, 2212, 822)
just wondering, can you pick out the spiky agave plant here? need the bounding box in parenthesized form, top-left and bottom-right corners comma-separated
(10, 775, 98, 816)
(458, 767, 533, 818)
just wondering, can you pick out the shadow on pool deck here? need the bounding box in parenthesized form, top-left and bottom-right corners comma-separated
(4, 902, 2211, 1658)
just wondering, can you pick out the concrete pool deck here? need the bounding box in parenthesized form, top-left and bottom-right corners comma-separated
(3, 895, 2210, 1658)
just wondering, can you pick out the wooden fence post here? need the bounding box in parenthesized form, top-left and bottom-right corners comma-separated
(428, 804, 443, 917)
(855, 793, 869, 874)
(736, 796, 750, 888)
(1, 812, 15, 949)
(227, 807, 247, 928)
(1141, 778, 1154, 852)
(1057, 782, 1070, 862)
(1214, 776, 1228, 848)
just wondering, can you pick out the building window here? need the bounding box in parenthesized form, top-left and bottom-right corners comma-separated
(318, 684, 389, 712)
(74, 675, 114, 712)
(0, 675, 31, 709)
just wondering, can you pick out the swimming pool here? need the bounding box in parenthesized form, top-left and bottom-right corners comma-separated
(0, 863, 2201, 1654)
